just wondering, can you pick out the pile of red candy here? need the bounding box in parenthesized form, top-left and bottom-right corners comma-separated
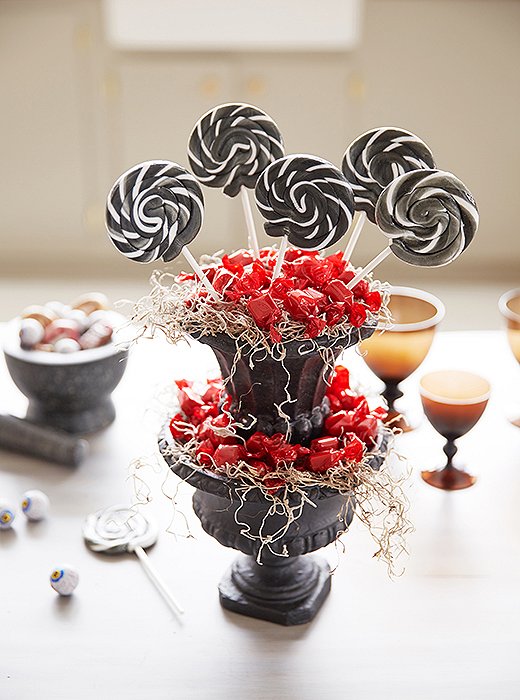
(169, 365, 386, 487)
(178, 248, 383, 341)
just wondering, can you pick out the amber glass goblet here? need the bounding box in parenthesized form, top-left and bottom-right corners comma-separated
(498, 288, 520, 428)
(420, 370, 490, 490)
(361, 286, 445, 431)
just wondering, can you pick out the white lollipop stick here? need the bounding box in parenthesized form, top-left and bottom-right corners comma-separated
(346, 246, 392, 290)
(181, 248, 220, 300)
(272, 236, 289, 280)
(240, 187, 260, 258)
(132, 544, 184, 616)
(84, 505, 185, 619)
(342, 210, 366, 262)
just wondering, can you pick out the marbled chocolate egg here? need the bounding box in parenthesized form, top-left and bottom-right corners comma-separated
(43, 319, 81, 344)
(64, 309, 89, 332)
(22, 305, 57, 328)
(54, 338, 81, 353)
(79, 322, 113, 349)
(72, 292, 109, 316)
(19, 318, 45, 349)
(44, 301, 71, 318)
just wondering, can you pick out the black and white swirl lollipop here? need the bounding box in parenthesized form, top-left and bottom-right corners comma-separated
(106, 160, 217, 299)
(255, 154, 355, 277)
(84, 505, 183, 616)
(347, 169, 478, 289)
(188, 103, 285, 256)
(341, 127, 435, 263)
(342, 127, 436, 223)
(376, 169, 478, 266)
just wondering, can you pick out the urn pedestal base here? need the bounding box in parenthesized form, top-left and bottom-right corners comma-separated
(219, 552, 331, 626)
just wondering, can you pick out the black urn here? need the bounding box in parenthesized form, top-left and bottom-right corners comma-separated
(160, 324, 385, 626)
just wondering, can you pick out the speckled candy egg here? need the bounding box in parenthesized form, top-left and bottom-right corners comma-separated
(21, 490, 49, 521)
(50, 566, 79, 595)
(0, 500, 16, 530)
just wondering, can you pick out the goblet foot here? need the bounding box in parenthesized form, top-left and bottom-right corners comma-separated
(421, 465, 476, 491)
(219, 552, 331, 626)
(26, 398, 116, 435)
(509, 415, 520, 429)
(385, 409, 414, 433)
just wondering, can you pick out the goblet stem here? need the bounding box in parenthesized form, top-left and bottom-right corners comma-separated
(443, 438, 458, 469)
(382, 381, 413, 431)
(382, 381, 403, 415)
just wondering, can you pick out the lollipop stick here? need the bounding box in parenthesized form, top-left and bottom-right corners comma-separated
(272, 236, 289, 280)
(342, 211, 366, 263)
(181, 248, 219, 301)
(240, 187, 260, 259)
(346, 246, 392, 290)
(133, 545, 184, 616)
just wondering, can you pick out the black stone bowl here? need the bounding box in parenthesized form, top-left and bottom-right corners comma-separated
(3, 316, 130, 434)
(159, 427, 388, 626)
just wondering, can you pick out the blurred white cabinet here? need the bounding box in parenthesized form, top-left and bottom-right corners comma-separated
(103, 0, 362, 51)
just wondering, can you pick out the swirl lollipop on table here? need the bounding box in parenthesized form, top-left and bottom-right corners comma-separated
(84, 504, 184, 616)
(346, 169, 479, 289)
(188, 103, 284, 257)
(341, 127, 436, 262)
(106, 160, 218, 299)
(254, 154, 355, 278)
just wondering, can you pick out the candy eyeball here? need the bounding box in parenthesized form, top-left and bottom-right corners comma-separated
(21, 490, 50, 521)
(50, 566, 79, 595)
(0, 500, 15, 530)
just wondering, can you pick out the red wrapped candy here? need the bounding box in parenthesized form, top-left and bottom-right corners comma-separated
(342, 435, 365, 462)
(222, 250, 254, 272)
(247, 293, 282, 329)
(284, 289, 324, 321)
(213, 444, 247, 467)
(324, 280, 354, 306)
(310, 436, 339, 452)
(355, 416, 379, 446)
(308, 450, 344, 473)
(349, 303, 367, 328)
(305, 317, 326, 339)
(364, 290, 382, 313)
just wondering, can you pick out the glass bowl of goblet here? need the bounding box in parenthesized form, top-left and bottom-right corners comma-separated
(420, 370, 490, 490)
(498, 288, 520, 428)
(360, 286, 445, 431)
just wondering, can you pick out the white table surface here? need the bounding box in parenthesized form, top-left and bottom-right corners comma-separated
(1, 329, 519, 700)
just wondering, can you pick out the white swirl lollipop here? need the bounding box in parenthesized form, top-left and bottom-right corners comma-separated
(84, 505, 183, 616)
